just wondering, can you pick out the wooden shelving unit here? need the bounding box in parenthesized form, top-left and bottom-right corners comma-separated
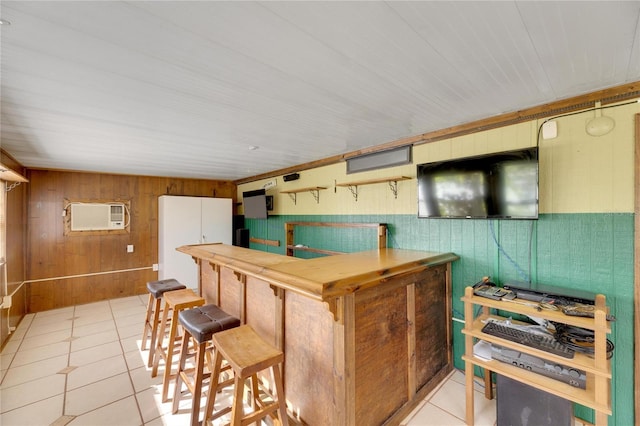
(335, 176, 410, 201)
(461, 286, 612, 425)
(280, 186, 327, 204)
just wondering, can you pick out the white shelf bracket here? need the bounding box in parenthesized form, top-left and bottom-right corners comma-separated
(310, 189, 320, 203)
(287, 193, 297, 205)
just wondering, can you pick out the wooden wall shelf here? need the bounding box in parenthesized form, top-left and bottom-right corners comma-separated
(280, 186, 327, 204)
(335, 176, 411, 201)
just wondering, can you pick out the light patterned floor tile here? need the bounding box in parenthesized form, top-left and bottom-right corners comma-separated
(24, 320, 72, 338)
(72, 311, 114, 327)
(66, 354, 128, 390)
(69, 395, 142, 426)
(69, 340, 123, 366)
(0, 354, 69, 388)
(0, 394, 64, 426)
(72, 318, 117, 337)
(11, 341, 70, 367)
(19, 328, 72, 351)
(0, 373, 66, 413)
(405, 402, 466, 426)
(65, 372, 134, 416)
(70, 329, 120, 352)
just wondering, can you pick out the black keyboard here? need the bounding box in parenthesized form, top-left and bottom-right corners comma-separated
(481, 321, 574, 359)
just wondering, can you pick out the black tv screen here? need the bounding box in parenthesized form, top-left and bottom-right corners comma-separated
(242, 189, 268, 219)
(417, 147, 538, 219)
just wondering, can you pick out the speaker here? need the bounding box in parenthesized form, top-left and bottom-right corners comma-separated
(283, 173, 300, 182)
(497, 374, 572, 426)
(235, 228, 249, 248)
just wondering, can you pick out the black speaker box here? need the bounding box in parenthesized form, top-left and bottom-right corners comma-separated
(283, 173, 300, 182)
(235, 228, 250, 248)
(497, 374, 572, 426)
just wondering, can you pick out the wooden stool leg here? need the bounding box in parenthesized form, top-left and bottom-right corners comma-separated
(161, 307, 181, 402)
(189, 341, 207, 426)
(152, 298, 171, 378)
(172, 332, 191, 414)
(147, 297, 163, 368)
(204, 349, 224, 423)
(272, 364, 288, 426)
(141, 293, 154, 350)
(231, 375, 245, 426)
(250, 374, 260, 426)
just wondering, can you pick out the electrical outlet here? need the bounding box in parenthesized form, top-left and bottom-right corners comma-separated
(127, 244, 134, 253)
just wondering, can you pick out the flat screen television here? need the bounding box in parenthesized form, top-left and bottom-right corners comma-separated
(242, 189, 268, 219)
(417, 147, 538, 219)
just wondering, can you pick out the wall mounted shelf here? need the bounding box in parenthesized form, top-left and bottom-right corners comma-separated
(335, 176, 411, 201)
(280, 186, 327, 205)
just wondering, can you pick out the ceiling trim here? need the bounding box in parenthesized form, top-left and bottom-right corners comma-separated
(234, 81, 640, 185)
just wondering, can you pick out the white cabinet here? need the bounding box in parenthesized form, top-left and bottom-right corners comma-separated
(158, 196, 232, 290)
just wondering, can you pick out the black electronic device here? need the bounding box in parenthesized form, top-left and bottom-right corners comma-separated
(242, 189, 268, 219)
(496, 375, 573, 426)
(474, 284, 510, 300)
(503, 281, 617, 321)
(503, 281, 595, 305)
(472, 277, 514, 301)
(283, 173, 300, 182)
(491, 344, 586, 389)
(235, 228, 250, 248)
(481, 321, 574, 358)
(417, 147, 538, 219)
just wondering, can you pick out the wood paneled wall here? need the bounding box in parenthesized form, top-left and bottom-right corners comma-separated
(1, 150, 27, 347)
(27, 170, 236, 312)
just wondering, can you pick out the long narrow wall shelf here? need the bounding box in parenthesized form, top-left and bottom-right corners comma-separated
(335, 176, 411, 201)
(280, 186, 327, 205)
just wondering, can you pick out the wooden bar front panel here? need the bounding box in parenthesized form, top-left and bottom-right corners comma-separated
(355, 284, 409, 425)
(284, 290, 336, 424)
(415, 265, 449, 388)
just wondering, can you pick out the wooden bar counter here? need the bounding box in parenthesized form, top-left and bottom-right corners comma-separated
(177, 243, 459, 425)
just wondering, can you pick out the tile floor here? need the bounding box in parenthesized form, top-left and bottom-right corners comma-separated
(0, 294, 497, 425)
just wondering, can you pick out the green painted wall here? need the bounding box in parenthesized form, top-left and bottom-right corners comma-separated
(245, 212, 634, 425)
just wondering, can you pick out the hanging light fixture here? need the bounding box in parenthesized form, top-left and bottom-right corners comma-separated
(585, 101, 615, 136)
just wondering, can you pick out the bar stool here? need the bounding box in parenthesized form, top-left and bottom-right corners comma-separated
(152, 288, 205, 402)
(141, 278, 187, 368)
(172, 304, 240, 426)
(205, 324, 289, 426)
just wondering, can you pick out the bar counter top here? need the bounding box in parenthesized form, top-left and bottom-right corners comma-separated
(177, 243, 459, 302)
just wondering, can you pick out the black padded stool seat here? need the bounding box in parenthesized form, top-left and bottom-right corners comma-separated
(141, 278, 187, 367)
(147, 278, 186, 298)
(173, 304, 240, 426)
(179, 304, 241, 344)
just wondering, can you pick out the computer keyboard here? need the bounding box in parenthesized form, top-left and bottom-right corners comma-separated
(481, 321, 574, 359)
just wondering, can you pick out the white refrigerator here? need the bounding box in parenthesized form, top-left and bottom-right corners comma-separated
(158, 195, 232, 290)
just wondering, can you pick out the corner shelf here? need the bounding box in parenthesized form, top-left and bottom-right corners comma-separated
(335, 176, 411, 201)
(461, 286, 612, 425)
(280, 186, 327, 204)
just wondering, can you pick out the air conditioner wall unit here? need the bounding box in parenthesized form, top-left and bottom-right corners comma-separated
(70, 203, 125, 231)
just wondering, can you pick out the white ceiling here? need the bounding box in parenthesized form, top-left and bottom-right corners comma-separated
(1, 1, 639, 181)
